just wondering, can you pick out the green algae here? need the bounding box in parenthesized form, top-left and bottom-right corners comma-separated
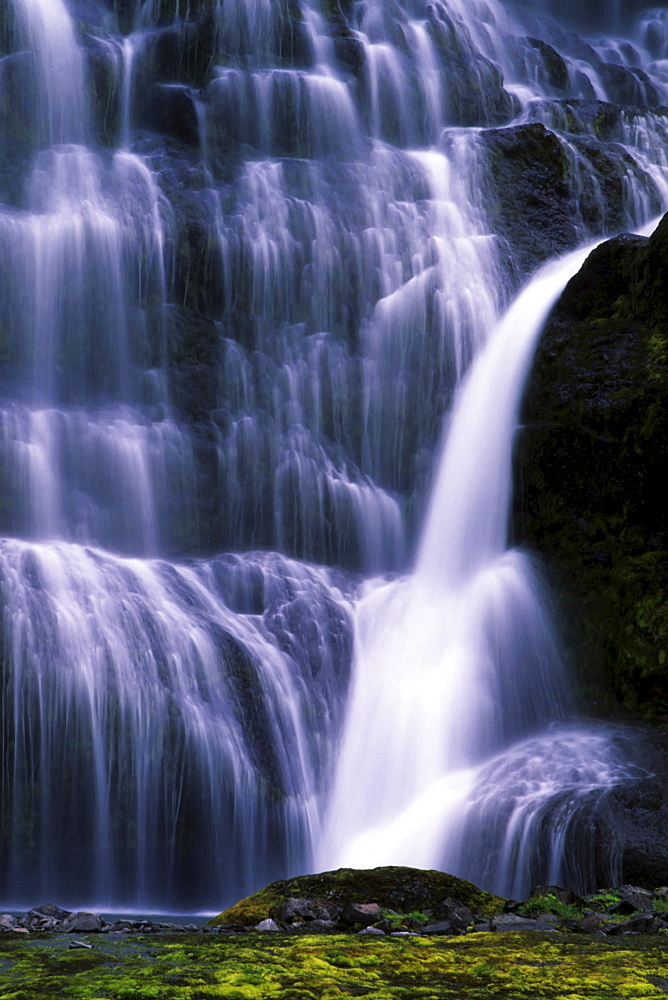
(0, 931, 667, 999)
(208, 866, 505, 927)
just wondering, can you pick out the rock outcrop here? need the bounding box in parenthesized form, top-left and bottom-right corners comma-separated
(516, 213, 668, 717)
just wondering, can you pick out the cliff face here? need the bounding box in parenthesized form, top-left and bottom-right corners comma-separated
(517, 216, 668, 717)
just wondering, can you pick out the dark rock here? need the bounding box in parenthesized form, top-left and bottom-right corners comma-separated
(426, 14, 515, 127)
(28, 903, 72, 921)
(61, 911, 104, 933)
(481, 123, 577, 279)
(605, 914, 666, 935)
(300, 919, 339, 933)
(516, 214, 668, 721)
(270, 898, 340, 924)
(340, 902, 382, 927)
(492, 914, 557, 932)
(579, 912, 605, 933)
(137, 84, 200, 146)
(609, 891, 654, 915)
(421, 920, 458, 935)
(526, 37, 570, 92)
(439, 897, 475, 930)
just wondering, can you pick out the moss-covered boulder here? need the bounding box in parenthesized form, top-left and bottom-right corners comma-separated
(208, 866, 505, 927)
(515, 213, 668, 716)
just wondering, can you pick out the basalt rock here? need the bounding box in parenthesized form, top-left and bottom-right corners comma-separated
(516, 212, 668, 718)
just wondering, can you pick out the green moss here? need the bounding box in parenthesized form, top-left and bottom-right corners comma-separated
(518, 895, 582, 920)
(1, 931, 668, 999)
(382, 909, 432, 930)
(208, 866, 506, 927)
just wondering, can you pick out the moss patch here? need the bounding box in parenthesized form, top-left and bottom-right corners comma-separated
(0, 931, 667, 999)
(208, 866, 505, 927)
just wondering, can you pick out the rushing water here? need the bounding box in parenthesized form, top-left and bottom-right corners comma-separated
(0, 0, 667, 909)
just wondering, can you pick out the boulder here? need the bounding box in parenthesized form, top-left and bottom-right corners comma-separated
(340, 902, 382, 927)
(579, 912, 605, 934)
(421, 920, 459, 936)
(60, 911, 104, 933)
(516, 213, 668, 719)
(492, 914, 557, 932)
(254, 918, 279, 932)
(28, 903, 72, 921)
(605, 914, 667, 935)
(207, 866, 505, 928)
(269, 898, 340, 924)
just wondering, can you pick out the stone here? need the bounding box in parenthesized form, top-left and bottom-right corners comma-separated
(270, 898, 339, 924)
(301, 920, 339, 933)
(358, 925, 384, 935)
(421, 920, 457, 936)
(340, 902, 382, 927)
(440, 897, 475, 929)
(69, 940, 94, 950)
(609, 892, 654, 915)
(29, 903, 72, 921)
(61, 911, 104, 933)
(579, 912, 605, 934)
(0, 914, 18, 929)
(516, 214, 668, 730)
(254, 918, 279, 932)
(492, 914, 557, 932)
(605, 914, 666, 935)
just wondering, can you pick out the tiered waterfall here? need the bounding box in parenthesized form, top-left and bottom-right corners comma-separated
(0, 0, 667, 909)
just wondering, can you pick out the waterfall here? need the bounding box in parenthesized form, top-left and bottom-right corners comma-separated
(1, 0, 667, 909)
(318, 237, 654, 892)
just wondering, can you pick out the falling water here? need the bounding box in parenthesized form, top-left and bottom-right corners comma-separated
(318, 237, 655, 893)
(1, 0, 668, 909)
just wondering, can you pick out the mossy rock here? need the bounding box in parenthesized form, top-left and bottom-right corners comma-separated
(208, 866, 505, 926)
(516, 213, 668, 717)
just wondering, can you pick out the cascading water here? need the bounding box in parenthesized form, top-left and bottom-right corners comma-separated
(1, 0, 668, 909)
(318, 235, 657, 894)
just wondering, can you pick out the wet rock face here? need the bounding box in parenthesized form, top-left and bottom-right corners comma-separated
(479, 116, 667, 283)
(515, 215, 668, 716)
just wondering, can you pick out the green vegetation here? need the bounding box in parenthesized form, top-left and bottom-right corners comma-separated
(208, 866, 505, 927)
(1, 930, 668, 999)
(586, 892, 622, 911)
(517, 895, 582, 920)
(381, 909, 432, 930)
